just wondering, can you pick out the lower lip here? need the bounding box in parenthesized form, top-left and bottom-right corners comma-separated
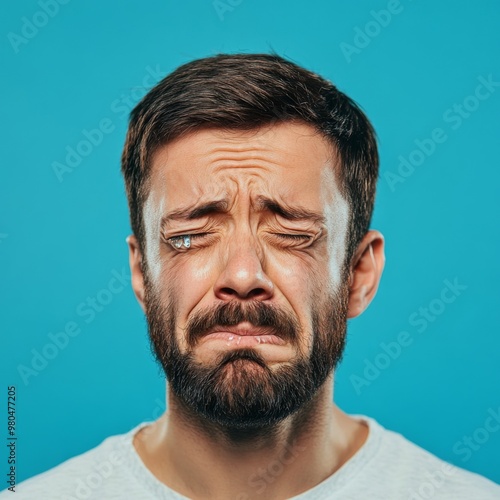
(201, 332, 287, 346)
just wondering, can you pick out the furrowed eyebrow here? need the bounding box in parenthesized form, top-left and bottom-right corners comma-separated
(160, 196, 326, 228)
(161, 200, 230, 227)
(254, 195, 326, 225)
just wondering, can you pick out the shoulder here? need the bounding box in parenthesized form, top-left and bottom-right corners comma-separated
(0, 423, 150, 500)
(357, 415, 500, 499)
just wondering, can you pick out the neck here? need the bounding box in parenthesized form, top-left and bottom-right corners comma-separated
(133, 376, 369, 499)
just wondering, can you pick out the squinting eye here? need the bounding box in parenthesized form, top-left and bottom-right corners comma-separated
(275, 234, 312, 241)
(167, 233, 208, 250)
(166, 232, 311, 250)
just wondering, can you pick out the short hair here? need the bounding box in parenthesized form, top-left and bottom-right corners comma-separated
(121, 53, 378, 265)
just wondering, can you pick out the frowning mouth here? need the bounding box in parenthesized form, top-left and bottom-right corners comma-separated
(201, 322, 287, 346)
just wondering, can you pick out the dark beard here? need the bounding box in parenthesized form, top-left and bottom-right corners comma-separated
(143, 277, 349, 431)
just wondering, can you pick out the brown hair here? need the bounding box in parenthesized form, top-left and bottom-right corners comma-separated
(121, 53, 378, 263)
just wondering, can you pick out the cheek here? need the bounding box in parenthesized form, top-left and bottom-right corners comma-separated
(268, 253, 326, 355)
(326, 239, 345, 291)
(267, 251, 321, 327)
(160, 252, 219, 324)
(319, 167, 350, 291)
(324, 210, 349, 292)
(270, 253, 313, 298)
(143, 196, 165, 282)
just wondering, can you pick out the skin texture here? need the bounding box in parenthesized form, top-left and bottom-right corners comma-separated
(127, 122, 385, 499)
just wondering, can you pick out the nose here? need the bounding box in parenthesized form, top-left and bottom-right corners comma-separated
(213, 233, 274, 301)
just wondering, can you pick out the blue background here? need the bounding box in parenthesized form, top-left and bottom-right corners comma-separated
(1, 0, 499, 486)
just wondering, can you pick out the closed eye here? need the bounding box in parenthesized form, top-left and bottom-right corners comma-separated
(166, 232, 211, 249)
(165, 232, 313, 250)
(274, 234, 312, 241)
(170, 233, 209, 240)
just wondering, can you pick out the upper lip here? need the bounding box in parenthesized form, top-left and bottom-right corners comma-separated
(205, 323, 278, 337)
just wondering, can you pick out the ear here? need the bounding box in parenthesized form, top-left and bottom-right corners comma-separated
(347, 230, 385, 319)
(127, 234, 146, 312)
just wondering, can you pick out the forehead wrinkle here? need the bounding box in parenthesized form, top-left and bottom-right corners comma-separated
(200, 134, 305, 162)
(210, 162, 280, 177)
(150, 124, 335, 186)
(205, 148, 285, 171)
(206, 143, 276, 153)
(149, 124, 342, 226)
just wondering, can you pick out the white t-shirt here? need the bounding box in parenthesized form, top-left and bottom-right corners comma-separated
(2, 415, 499, 499)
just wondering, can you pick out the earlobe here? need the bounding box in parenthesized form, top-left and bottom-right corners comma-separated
(127, 235, 146, 312)
(347, 230, 385, 319)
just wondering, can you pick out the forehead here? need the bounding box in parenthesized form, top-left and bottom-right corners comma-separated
(148, 122, 341, 210)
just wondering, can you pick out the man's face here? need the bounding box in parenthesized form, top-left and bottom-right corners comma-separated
(139, 122, 352, 429)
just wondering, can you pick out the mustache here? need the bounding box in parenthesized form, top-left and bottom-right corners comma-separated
(185, 300, 301, 347)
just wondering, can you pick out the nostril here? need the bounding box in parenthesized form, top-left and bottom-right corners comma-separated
(247, 288, 267, 299)
(217, 286, 269, 300)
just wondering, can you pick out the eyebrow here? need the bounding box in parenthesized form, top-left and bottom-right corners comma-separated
(160, 195, 326, 228)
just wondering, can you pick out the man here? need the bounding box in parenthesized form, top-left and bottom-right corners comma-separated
(7, 54, 499, 499)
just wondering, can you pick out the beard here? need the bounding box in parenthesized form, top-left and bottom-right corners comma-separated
(143, 274, 349, 431)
